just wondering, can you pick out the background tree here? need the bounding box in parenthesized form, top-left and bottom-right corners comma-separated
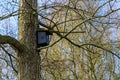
(0, 0, 120, 80)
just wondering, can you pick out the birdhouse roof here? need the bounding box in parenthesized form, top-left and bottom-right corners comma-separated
(37, 28, 52, 35)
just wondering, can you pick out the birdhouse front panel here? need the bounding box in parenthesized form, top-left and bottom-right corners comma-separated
(37, 31, 50, 47)
(37, 32, 47, 44)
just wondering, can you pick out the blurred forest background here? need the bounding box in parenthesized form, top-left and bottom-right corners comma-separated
(0, 0, 120, 80)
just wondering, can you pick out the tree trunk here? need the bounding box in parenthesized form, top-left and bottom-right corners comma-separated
(18, 0, 40, 80)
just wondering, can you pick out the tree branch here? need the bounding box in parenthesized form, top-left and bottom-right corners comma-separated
(0, 34, 27, 53)
(0, 45, 18, 73)
(0, 45, 17, 60)
(0, 10, 18, 21)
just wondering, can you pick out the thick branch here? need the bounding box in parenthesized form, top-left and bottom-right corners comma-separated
(0, 34, 27, 53)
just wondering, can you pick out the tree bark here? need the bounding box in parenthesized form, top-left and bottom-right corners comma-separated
(18, 0, 40, 80)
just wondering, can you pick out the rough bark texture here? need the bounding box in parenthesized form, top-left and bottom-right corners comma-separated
(18, 0, 40, 80)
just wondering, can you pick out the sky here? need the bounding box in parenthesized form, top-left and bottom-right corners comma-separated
(0, 0, 18, 37)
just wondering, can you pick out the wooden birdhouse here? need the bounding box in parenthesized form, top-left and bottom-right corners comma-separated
(37, 29, 52, 47)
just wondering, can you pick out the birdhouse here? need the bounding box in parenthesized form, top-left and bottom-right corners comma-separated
(37, 29, 52, 48)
